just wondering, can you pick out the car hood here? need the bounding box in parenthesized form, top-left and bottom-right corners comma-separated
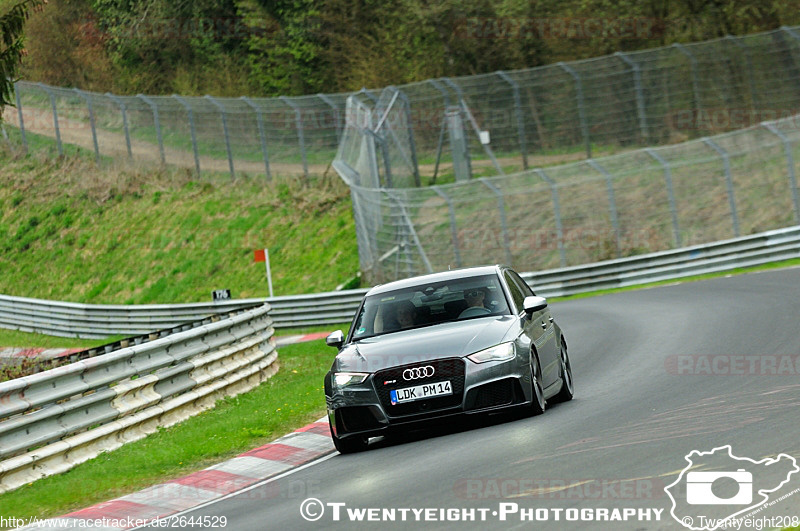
(335, 316, 518, 373)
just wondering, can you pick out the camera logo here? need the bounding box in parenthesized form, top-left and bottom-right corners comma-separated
(686, 469, 752, 505)
(664, 445, 799, 530)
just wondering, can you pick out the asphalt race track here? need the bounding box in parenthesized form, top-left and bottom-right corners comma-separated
(161, 267, 800, 530)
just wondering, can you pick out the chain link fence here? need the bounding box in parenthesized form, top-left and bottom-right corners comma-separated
(4, 26, 800, 179)
(337, 110, 800, 283)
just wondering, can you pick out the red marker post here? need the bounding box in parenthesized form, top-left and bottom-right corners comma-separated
(254, 248, 274, 297)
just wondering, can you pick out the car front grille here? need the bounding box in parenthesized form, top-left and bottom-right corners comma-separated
(374, 358, 465, 418)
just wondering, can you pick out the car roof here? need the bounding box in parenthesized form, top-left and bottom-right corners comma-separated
(365, 265, 506, 296)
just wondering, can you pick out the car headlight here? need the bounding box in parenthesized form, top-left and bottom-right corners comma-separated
(467, 342, 516, 364)
(333, 372, 369, 389)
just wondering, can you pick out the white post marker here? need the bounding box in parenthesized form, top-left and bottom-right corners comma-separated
(265, 249, 274, 298)
(254, 248, 275, 298)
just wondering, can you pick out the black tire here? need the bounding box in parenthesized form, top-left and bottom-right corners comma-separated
(552, 339, 574, 403)
(330, 424, 369, 454)
(529, 354, 546, 416)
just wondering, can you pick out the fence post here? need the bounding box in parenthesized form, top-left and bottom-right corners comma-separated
(443, 76, 505, 176)
(357, 88, 379, 104)
(106, 93, 132, 160)
(586, 159, 621, 257)
(172, 95, 200, 176)
(557, 62, 591, 158)
(136, 94, 165, 165)
(495, 70, 529, 169)
(204, 95, 235, 179)
(432, 187, 462, 267)
(316, 93, 341, 143)
(394, 89, 422, 186)
(279, 96, 309, 181)
(72, 89, 100, 163)
(534, 169, 567, 267)
(761, 121, 800, 224)
(14, 82, 27, 153)
(366, 129, 393, 188)
(702, 137, 740, 237)
(725, 35, 760, 109)
(37, 83, 62, 156)
(479, 178, 513, 265)
(615, 52, 648, 144)
(384, 190, 433, 274)
(241, 97, 271, 181)
(644, 148, 682, 247)
(428, 79, 451, 182)
(671, 44, 704, 121)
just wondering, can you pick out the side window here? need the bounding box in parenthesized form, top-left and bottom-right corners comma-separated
(503, 271, 525, 312)
(509, 270, 534, 297)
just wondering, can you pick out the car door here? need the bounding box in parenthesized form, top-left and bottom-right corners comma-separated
(506, 270, 559, 388)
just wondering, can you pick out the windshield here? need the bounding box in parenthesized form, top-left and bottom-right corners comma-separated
(349, 273, 510, 341)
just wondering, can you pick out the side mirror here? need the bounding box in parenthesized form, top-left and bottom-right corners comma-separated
(326, 330, 345, 348)
(523, 296, 548, 315)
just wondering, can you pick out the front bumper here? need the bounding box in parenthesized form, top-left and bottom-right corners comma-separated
(326, 354, 531, 439)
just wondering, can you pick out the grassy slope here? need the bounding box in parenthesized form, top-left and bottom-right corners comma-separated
(0, 149, 360, 303)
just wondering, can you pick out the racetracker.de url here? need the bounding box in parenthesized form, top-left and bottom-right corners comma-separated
(299, 499, 664, 522)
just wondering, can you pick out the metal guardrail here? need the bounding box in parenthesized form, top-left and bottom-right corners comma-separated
(0, 226, 798, 340)
(0, 304, 276, 493)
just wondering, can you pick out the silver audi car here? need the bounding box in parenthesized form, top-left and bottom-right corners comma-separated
(324, 265, 574, 453)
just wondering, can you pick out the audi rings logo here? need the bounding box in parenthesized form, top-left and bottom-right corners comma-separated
(403, 366, 435, 380)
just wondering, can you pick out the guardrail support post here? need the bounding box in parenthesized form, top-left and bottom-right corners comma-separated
(205, 95, 235, 179)
(558, 62, 591, 158)
(106, 93, 132, 160)
(645, 148, 682, 247)
(615, 52, 648, 144)
(37, 83, 62, 157)
(534, 169, 567, 267)
(241, 97, 271, 181)
(672, 44, 704, 122)
(479, 178, 513, 266)
(587, 159, 621, 257)
(172, 95, 201, 176)
(280, 96, 309, 181)
(496, 70, 529, 169)
(14, 82, 27, 153)
(136, 94, 165, 165)
(432, 186, 462, 267)
(317, 93, 342, 143)
(762, 121, 800, 224)
(702, 137, 740, 237)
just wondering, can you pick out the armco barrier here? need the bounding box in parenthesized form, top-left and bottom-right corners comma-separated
(0, 225, 799, 340)
(0, 304, 277, 493)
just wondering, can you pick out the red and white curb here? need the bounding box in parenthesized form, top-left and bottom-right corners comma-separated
(274, 331, 332, 347)
(19, 419, 334, 530)
(0, 347, 82, 362)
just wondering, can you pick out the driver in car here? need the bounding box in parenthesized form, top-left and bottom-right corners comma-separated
(459, 288, 490, 318)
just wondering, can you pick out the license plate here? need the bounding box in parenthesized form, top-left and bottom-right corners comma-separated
(390, 380, 452, 405)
